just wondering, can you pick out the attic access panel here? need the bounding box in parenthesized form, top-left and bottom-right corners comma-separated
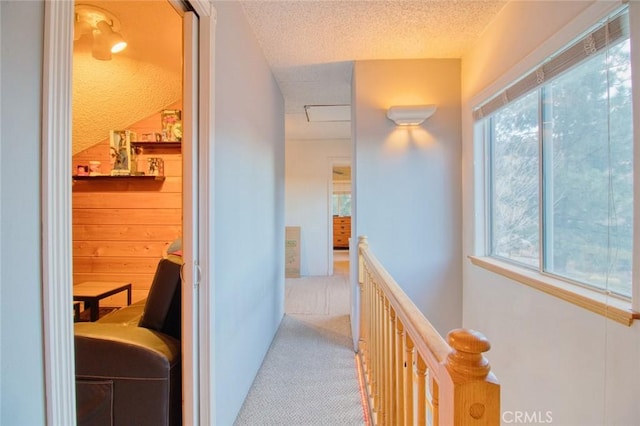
(304, 105, 351, 122)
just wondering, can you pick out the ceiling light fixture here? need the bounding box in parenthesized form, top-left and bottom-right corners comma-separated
(74, 4, 127, 61)
(97, 20, 127, 53)
(90, 32, 113, 61)
(386, 105, 437, 126)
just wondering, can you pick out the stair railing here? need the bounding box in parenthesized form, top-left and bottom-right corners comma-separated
(357, 236, 500, 425)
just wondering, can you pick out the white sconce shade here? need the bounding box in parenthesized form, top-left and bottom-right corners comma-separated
(386, 105, 437, 126)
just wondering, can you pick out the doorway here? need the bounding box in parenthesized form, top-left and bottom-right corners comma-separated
(330, 163, 352, 276)
(41, 1, 215, 424)
(71, 0, 183, 314)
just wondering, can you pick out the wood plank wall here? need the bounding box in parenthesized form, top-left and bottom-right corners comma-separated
(72, 102, 182, 305)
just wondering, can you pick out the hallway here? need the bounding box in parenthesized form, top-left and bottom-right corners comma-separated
(234, 255, 367, 425)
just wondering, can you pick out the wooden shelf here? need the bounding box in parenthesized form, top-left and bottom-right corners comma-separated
(130, 141, 181, 149)
(73, 175, 166, 181)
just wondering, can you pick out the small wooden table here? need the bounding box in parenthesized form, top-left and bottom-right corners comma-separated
(73, 281, 132, 322)
(73, 301, 81, 322)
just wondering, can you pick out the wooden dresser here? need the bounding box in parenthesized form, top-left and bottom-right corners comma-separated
(333, 216, 351, 249)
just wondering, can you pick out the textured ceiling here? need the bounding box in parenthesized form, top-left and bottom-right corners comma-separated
(73, 1, 182, 154)
(240, 0, 507, 140)
(73, 1, 508, 147)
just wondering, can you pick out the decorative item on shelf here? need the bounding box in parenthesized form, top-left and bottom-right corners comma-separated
(109, 129, 136, 176)
(161, 109, 182, 142)
(140, 133, 154, 142)
(88, 161, 102, 176)
(130, 146, 145, 175)
(76, 165, 88, 176)
(147, 157, 164, 177)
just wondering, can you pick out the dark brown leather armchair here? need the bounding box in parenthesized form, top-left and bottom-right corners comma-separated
(74, 258, 182, 426)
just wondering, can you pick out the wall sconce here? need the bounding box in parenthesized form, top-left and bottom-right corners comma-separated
(386, 105, 437, 126)
(74, 5, 127, 61)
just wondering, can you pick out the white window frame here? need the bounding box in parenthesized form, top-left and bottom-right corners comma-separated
(469, 1, 640, 326)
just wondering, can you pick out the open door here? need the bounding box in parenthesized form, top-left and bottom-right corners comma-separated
(173, 2, 216, 423)
(182, 10, 200, 425)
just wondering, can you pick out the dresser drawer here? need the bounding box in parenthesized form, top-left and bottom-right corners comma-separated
(334, 236, 349, 247)
(333, 217, 351, 227)
(333, 216, 351, 248)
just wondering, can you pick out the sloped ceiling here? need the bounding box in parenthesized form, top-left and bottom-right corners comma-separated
(240, 0, 507, 140)
(71, 1, 509, 148)
(73, 1, 182, 155)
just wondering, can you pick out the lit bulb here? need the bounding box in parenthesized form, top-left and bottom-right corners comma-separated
(111, 40, 127, 53)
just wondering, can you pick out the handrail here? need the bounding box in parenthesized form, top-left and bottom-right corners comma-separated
(357, 236, 500, 425)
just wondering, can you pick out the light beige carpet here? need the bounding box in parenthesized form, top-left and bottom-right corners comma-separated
(234, 261, 365, 425)
(284, 274, 351, 316)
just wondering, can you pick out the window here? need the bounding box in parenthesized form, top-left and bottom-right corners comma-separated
(332, 193, 351, 217)
(489, 91, 540, 267)
(476, 9, 633, 298)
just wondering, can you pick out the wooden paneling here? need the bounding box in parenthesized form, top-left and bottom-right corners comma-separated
(72, 103, 183, 302)
(73, 192, 182, 209)
(73, 224, 182, 241)
(74, 208, 182, 225)
(73, 241, 172, 257)
(74, 257, 160, 274)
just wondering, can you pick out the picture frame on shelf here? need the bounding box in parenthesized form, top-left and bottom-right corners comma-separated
(109, 130, 136, 175)
(147, 157, 165, 177)
(161, 109, 182, 142)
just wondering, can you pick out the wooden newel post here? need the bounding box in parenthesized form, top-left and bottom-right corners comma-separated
(358, 235, 368, 285)
(446, 329, 491, 379)
(439, 329, 500, 425)
(357, 235, 369, 355)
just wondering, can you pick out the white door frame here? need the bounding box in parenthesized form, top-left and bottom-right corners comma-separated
(40, 1, 216, 424)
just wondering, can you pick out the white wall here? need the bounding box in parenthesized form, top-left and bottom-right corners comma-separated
(285, 138, 351, 276)
(0, 1, 46, 424)
(461, 1, 640, 424)
(352, 59, 463, 336)
(212, 2, 285, 424)
(0, 2, 285, 425)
